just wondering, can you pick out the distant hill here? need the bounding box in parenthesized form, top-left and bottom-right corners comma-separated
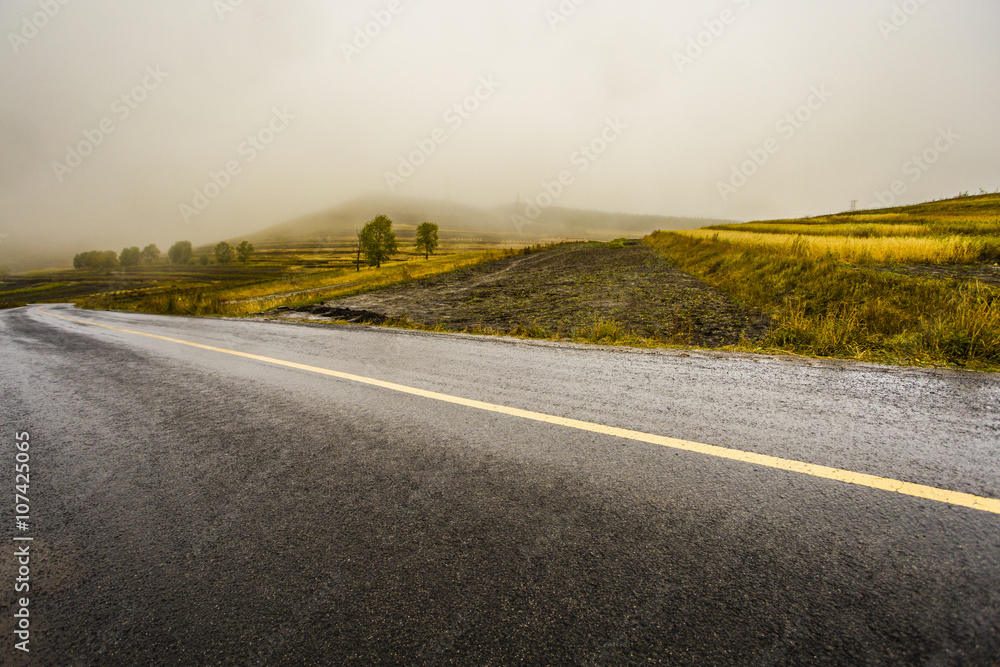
(240, 194, 736, 245)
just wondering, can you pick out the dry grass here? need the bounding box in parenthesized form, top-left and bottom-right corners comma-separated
(699, 193, 1000, 265)
(646, 230, 1000, 368)
(378, 313, 673, 349)
(678, 229, 994, 265)
(215, 252, 490, 306)
(708, 223, 933, 238)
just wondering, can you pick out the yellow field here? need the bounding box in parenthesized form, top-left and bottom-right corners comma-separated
(644, 194, 1000, 368)
(79, 246, 543, 317)
(714, 223, 932, 238)
(698, 194, 1000, 265)
(217, 251, 500, 316)
(679, 229, 990, 265)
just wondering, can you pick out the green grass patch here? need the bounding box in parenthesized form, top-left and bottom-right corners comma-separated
(0, 282, 74, 298)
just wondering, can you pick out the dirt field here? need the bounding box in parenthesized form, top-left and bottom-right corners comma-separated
(306, 242, 770, 346)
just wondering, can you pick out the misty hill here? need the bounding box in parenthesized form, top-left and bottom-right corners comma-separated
(241, 194, 735, 245)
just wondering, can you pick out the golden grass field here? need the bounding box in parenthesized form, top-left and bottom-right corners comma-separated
(686, 193, 1000, 265)
(646, 193, 1000, 368)
(678, 229, 990, 265)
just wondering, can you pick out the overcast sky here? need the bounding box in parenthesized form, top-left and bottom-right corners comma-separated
(1, 0, 998, 259)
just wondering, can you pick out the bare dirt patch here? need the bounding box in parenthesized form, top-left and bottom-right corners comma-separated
(308, 243, 770, 346)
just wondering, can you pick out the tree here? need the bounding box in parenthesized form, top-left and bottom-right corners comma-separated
(141, 244, 161, 265)
(414, 222, 439, 260)
(359, 215, 398, 268)
(168, 241, 193, 265)
(72, 250, 119, 271)
(214, 241, 234, 265)
(119, 246, 141, 268)
(235, 241, 255, 266)
(99, 250, 119, 269)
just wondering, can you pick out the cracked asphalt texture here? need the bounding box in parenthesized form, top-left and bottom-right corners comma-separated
(1, 304, 999, 665)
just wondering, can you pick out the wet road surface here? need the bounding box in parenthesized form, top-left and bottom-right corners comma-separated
(1, 304, 999, 665)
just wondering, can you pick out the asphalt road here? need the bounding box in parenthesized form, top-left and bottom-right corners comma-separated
(1, 304, 999, 666)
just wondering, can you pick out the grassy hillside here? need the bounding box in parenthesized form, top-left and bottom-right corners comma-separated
(684, 193, 1000, 265)
(241, 194, 734, 245)
(646, 193, 1000, 368)
(246, 195, 501, 244)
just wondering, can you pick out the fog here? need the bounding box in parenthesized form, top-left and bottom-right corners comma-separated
(1, 0, 998, 267)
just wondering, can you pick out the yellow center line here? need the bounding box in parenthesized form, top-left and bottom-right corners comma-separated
(40, 308, 1000, 516)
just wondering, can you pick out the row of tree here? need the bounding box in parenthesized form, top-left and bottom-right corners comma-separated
(74, 243, 168, 269)
(73, 240, 255, 270)
(355, 216, 439, 269)
(71, 216, 433, 272)
(72, 250, 122, 270)
(213, 241, 255, 265)
(169, 240, 255, 265)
